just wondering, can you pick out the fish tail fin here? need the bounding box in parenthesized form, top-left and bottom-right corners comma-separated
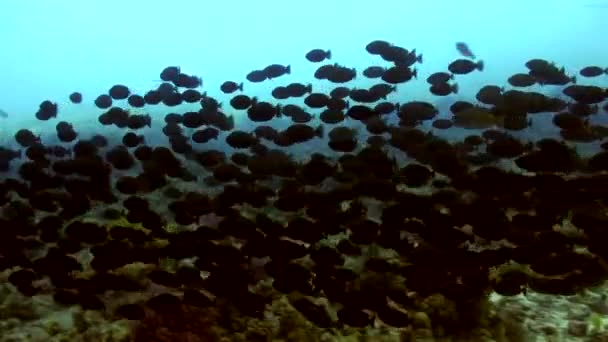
(326, 50, 332, 60)
(417, 54, 423, 64)
(306, 83, 313, 93)
(238, 83, 244, 91)
(604, 68, 608, 75)
(315, 125, 324, 138)
(477, 60, 484, 71)
(412, 68, 418, 79)
(286, 65, 291, 74)
(276, 105, 282, 118)
(452, 83, 459, 94)
(571, 75, 577, 84)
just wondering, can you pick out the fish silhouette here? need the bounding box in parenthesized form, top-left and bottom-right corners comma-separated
(455, 42, 476, 59)
(0, 109, 8, 118)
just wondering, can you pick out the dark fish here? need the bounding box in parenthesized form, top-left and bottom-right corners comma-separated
(127, 94, 146, 107)
(246, 70, 267, 83)
(191, 127, 220, 143)
(432, 119, 454, 129)
(69, 92, 82, 104)
(230, 94, 256, 110)
(109, 84, 131, 100)
(122, 132, 144, 147)
(320, 109, 345, 124)
(370, 83, 396, 98)
(263, 64, 291, 79)
(380, 45, 410, 63)
(56, 121, 78, 142)
(143, 90, 162, 105)
(304, 93, 330, 108)
(350, 89, 381, 103)
(94, 95, 113, 109)
(160, 66, 180, 82)
(476, 85, 503, 105)
(455, 42, 476, 59)
(181, 89, 202, 103)
(282, 104, 307, 117)
(282, 124, 323, 143)
(14, 129, 40, 147)
(306, 49, 331, 62)
(271, 86, 290, 100)
(580, 66, 608, 77)
(362, 66, 386, 78)
(330, 87, 350, 99)
(381, 66, 417, 84)
(247, 101, 281, 122)
(429, 82, 458, 96)
(426, 72, 453, 84)
(220, 81, 243, 94)
(366, 40, 392, 55)
(285, 83, 312, 97)
(448, 59, 484, 74)
(0, 147, 20, 160)
(36, 100, 58, 120)
(254, 125, 279, 141)
(508, 73, 536, 87)
(225, 130, 258, 149)
(173, 73, 202, 88)
(383, 47, 422, 66)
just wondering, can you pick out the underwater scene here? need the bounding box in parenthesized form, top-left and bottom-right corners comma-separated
(2, 0, 608, 341)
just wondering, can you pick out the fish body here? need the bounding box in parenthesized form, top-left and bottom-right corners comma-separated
(456, 42, 476, 59)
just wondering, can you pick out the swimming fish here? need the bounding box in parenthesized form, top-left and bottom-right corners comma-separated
(455, 42, 476, 59)
(0, 109, 8, 118)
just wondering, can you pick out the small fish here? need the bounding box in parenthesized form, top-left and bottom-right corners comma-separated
(0, 109, 7, 118)
(455, 42, 476, 59)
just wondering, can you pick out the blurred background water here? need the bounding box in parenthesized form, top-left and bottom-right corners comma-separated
(1, 0, 607, 137)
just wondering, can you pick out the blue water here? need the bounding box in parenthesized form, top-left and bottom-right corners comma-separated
(1, 0, 607, 131)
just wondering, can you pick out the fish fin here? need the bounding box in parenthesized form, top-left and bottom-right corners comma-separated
(286, 65, 291, 74)
(326, 50, 332, 60)
(315, 125, 324, 138)
(276, 105, 282, 118)
(452, 83, 459, 94)
(306, 83, 313, 93)
(477, 60, 484, 71)
(238, 83, 243, 91)
(417, 54, 423, 64)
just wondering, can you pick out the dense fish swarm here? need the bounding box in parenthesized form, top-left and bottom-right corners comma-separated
(1, 39, 608, 341)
